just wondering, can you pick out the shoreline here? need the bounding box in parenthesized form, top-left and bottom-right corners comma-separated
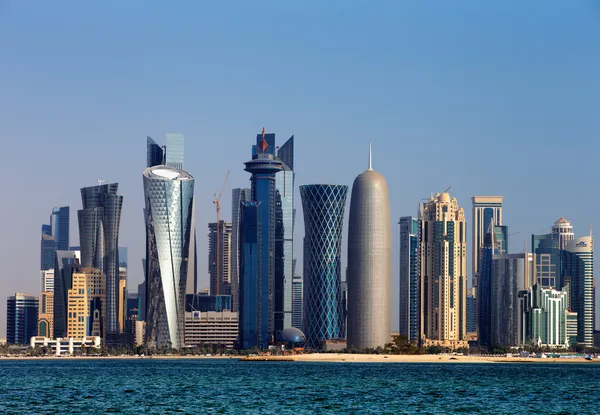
(0, 353, 598, 363)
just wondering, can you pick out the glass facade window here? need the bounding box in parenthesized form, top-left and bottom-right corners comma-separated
(231, 188, 251, 313)
(7, 294, 39, 344)
(165, 133, 184, 170)
(399, 216, 421, 342)
(300, 184, 348, 349)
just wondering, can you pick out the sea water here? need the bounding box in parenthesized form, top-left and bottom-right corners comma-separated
(0, 359, 598, 414)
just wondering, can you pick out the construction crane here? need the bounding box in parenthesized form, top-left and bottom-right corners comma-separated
(212, 170, 230, 295)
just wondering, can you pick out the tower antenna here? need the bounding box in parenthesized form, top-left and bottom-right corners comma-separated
(368, 142, 372, 170)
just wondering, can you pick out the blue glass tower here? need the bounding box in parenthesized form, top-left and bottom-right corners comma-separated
(300, 184, 348, 349)
(399, 216, 421, 342)
(40, 206, 70, 270)
(241, 131, 282, 349)
(275, 136, 294, 331)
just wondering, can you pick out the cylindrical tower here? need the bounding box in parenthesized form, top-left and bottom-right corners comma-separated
(347, 146, 392, 350)
(143, 165, 195, 349)
(300, 184, 348, 350)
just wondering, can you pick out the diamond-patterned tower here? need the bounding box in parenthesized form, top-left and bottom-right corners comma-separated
(300, 184, 348, 349)
(143, 166, 195, 349)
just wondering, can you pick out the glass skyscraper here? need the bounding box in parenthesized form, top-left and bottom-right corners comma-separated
(300, 184, 348, 350)
(40, 206, 69, 270)
(78, 183, 124, 338)
(165, 133, 184, 170)
(292, 274, 303, 330)
(564, 236, 594, 346)
(532, 233, 562, 289)
(240, 132, 283, 349)
(143, 165, 195, 350)
(6, 293, 38, 344)
(231, 188, 251, 313)
(275, 136, 294, 331)
(399, 216, 421, 342)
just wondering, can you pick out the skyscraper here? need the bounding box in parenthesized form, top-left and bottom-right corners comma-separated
(275, 136, 295, 331)
(564, 236, 594, 347)
(7, 293, 39, 344)
(40, 206, 70, 270)
(532, 232, 562, 289)
(67, 268, 105, 338)
(300, 184, 348, 349)
(53, 249, 80, 338)
(552, 217, 575, 250)
(208, 221, 233, 296)
(471, 196, 503, 328)
(421, 191, 468, 350)
(143, 165, 195, 349)
(147, 136, 164, 168)
(292, 274, 303, 330)
(239, 201, 264, 349)
(78, 183, 123, 339)
(478, 224, 507, 348)
(240, 131, 283, 348)
(347, 146, 392, 350)
(399, 215, 421, 342)
(490, 253, 530, 347)
(231, 188, 251, 312)
(165, 133, 184, 170)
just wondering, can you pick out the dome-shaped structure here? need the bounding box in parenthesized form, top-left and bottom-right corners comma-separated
(277, 327, 307, 348)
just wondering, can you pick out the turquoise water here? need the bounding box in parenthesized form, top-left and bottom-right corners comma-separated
(0, 359, 598, 414)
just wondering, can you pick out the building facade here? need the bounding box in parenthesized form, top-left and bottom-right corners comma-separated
(67, 268, 105, 339)
(300, 184, 348, 349)
(421, 192, 468, 349)
(292, 274, 303, 330)
(53, 250, 81, 338)
(275, 136, 295, 331)
(552, 217, 575, 250)
(7, 293, 39, 344)
(38, 291, 54, 339)
(347, 147, 392, 350)
(143, 165, 195, 349)
(564, 236, 594, 347)
(78, 183, 123, 339)
(399, 215, 421, 342)
(41, 206, 70, 270)
(208, 221, 233, 296)
(519, 284, 576, 348)
(184, 311, 239, 349)
(240, 131, 283, 349)
(532, 233, 562, 289)
(231, 188, 251, 313)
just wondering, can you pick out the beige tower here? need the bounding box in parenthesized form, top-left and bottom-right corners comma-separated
(421, 192, 468, 349)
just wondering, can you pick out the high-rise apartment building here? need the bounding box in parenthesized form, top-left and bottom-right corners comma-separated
(421, 191, 467, 349)
(208, 221, 233, 296)
(552, 217, 575, 250)
(300, 184, 348, 349)
(78, 183, 123, 338)
(41, 269, 55, 293)
(53, 250, 80, 338)
(143, 165, 195, 350)
(292, 274, 303, 330)
(564, 236, 594, 347)
(347, 147, 392, 350)
(466, 288, 476, 336)
(67, 268, 105, 338)
(275, 136, 295, 331)
(519, 284, 577, 348)
(399, 215, 421, 342)
(40, 206, 70, 270)
(231, 188, 251, 313)
(471, 196, 502, 329)
(240, 131, 282, 349)
(7, 293, 39, 344)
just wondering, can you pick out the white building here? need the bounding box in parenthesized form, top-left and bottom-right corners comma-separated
(30, 336, 101, 356)
(41, 269, 54, 292)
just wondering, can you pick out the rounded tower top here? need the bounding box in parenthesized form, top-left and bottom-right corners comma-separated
(438, 192, 451, 203)
(143, 165, 194, 181)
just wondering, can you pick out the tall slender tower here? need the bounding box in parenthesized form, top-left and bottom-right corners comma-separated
(208, 221, 233, 296)
(143, 165, 195, 349)
(399, 214, 421, 342)
(231, 188, 251, 312)
(300, 184, 347, 349)
(552, 217, 575, 250)
(347, 145, 392, 350)
(78, 183, 123, 340)
(241, 130, 282, 348)
(422, 191, 468, 349)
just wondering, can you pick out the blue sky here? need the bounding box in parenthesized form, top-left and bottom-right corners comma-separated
(0, 0, 599, 335)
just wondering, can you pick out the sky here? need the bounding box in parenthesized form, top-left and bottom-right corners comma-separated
(1, 0, 599, 337)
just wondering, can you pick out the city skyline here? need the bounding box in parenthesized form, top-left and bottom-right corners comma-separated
(1, 1, 600, 336)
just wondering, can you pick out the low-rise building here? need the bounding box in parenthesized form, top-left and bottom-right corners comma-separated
(30, 336, 101, 356)
(184, 311, 238, 349)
